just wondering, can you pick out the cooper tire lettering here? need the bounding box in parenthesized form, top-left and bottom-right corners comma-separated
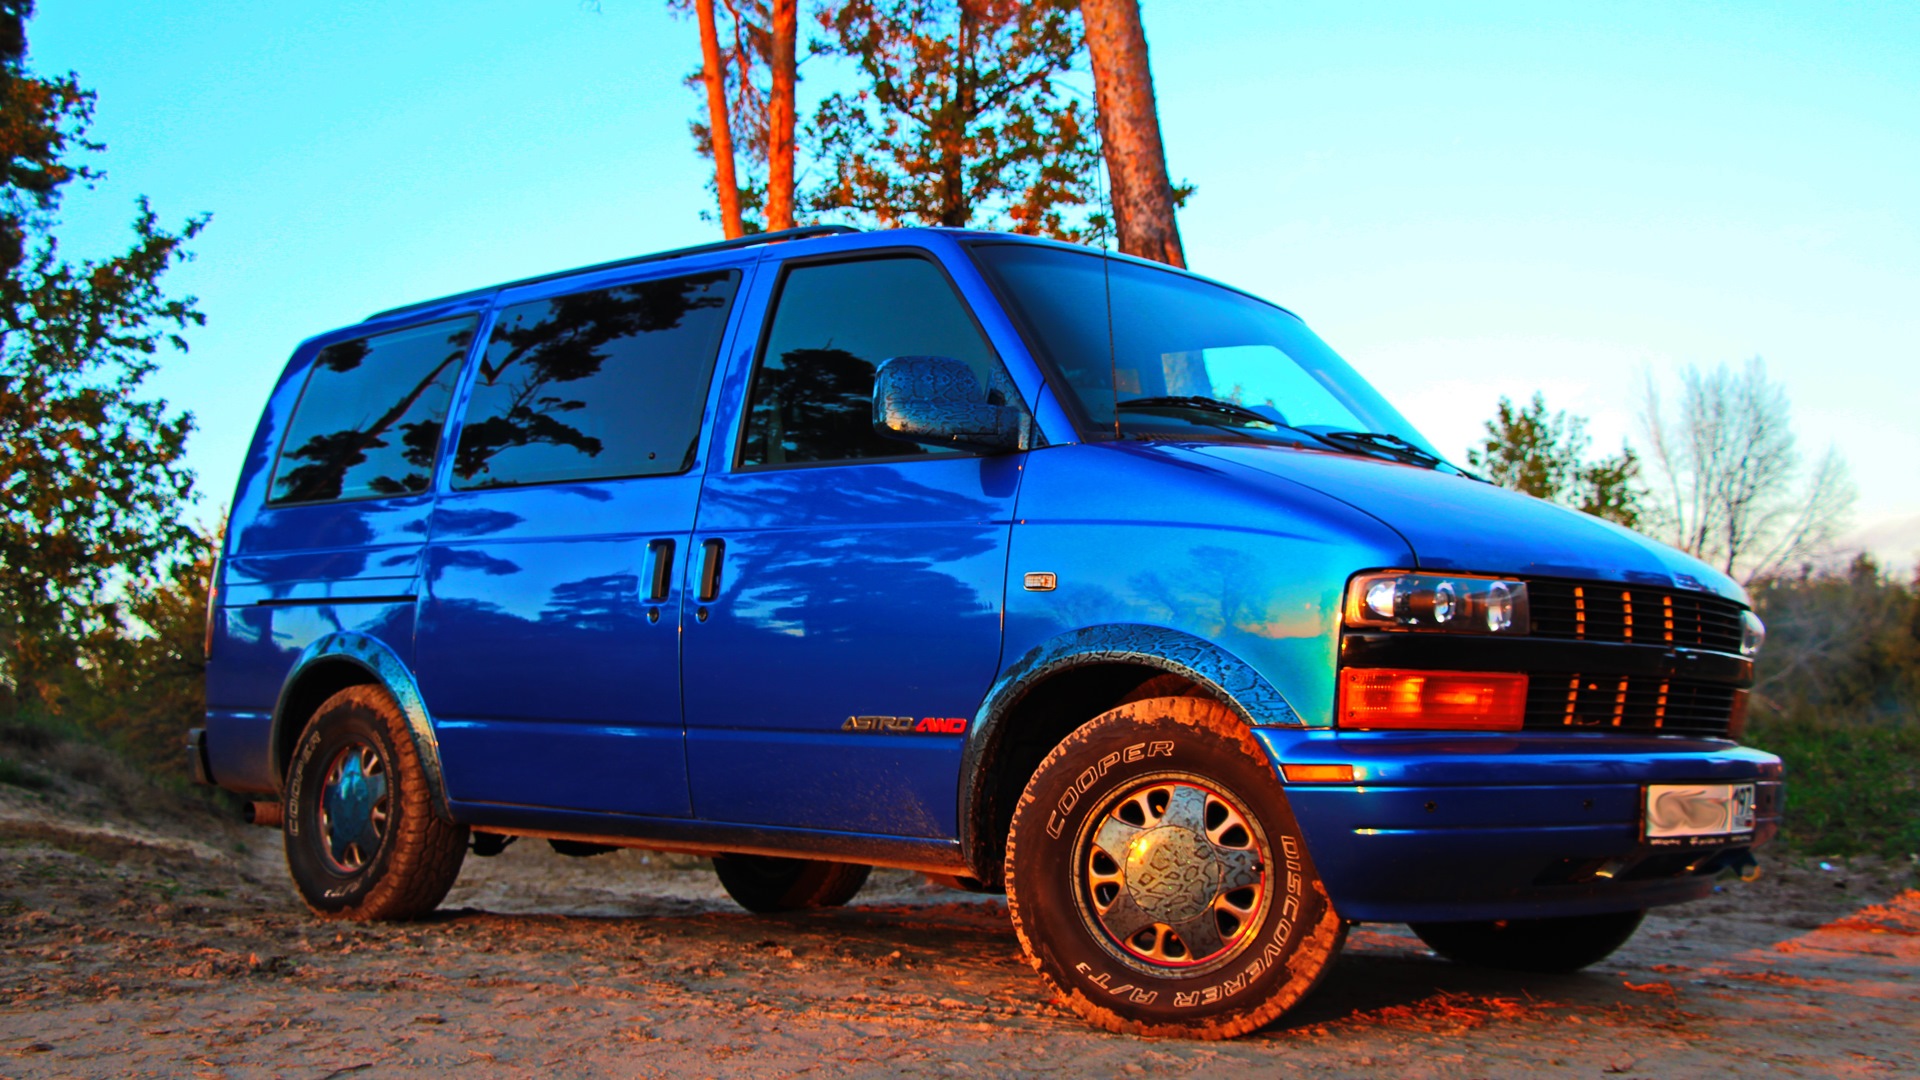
(1006, 697, 1346, 1039)
(1046, 740, 1166, 839)
(282, 685, 469, 921)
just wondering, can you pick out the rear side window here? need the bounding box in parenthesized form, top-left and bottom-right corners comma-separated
(269, 317, 478, 504)
(452, 270, 739, 489)
(740, 256, 1001, 467)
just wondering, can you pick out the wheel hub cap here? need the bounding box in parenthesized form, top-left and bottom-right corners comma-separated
(1080, 778, 1269, 972)
(320, 744, 389, 873)
(1125, 825, 1222, 924)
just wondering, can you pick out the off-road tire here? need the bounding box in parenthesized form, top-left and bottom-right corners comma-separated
(713, 854, 872, 913)
(1005, 696, 1346, 1039)
(1410, 910, 1645, 973)
(283, 685, 468, 920)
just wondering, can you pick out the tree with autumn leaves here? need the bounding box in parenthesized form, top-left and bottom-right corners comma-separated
(681, 0, 1189, 260)
(681, 0, 800, 236)
(0, 0, 205, 728)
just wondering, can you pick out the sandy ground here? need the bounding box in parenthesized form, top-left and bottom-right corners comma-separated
(2, 774, 1917, 1079)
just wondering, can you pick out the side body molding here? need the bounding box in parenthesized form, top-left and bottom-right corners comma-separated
(957, 624, 1303, 878)
(269, 631, 451, 820)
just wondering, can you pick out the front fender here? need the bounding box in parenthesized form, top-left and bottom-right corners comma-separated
(957, 624, 1303, 878)
(981, 624, 1303, 732)
(270, 631, 451, 820)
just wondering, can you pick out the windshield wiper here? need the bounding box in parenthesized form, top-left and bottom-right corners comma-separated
(1112, 399, 1443, 467)
(1312, 430, 1443, 468)
(1115, 395, 1278, 427)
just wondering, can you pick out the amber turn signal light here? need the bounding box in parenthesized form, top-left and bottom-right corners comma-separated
(1281, 764, 1356, 783)
(1338, 668, 1528, 731)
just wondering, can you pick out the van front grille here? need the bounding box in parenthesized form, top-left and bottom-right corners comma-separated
(1527, 581, 1746, 654)
(1522, 674, 1738, 737)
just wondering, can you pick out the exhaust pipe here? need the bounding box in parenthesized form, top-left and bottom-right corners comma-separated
(245, 800, 283, 828)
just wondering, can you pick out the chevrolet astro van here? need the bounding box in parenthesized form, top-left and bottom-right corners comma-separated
(197, 225, 1780, 1038)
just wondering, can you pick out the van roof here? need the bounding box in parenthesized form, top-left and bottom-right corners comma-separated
(362, 224, 863, 323)
(361, 224, 1293, 328)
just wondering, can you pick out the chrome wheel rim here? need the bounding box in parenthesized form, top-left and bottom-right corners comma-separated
(1074, 774, 1270, 975)
(318, 741, 390, 874)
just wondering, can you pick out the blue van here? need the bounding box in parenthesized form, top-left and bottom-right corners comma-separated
(197, 225, 1780, 1038)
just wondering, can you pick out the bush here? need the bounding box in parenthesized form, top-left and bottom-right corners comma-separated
(1745, 557, 1920, 857)
(1746, 716, 1920, 858)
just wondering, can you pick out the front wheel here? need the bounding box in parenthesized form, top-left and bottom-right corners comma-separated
(1005, 696, 1346, 1039)
(283, 685, 468, 920)
(1409, 910, 1645, 973)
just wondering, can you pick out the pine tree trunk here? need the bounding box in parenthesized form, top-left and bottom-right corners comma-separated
(940, 5, 977, 228)
(696, 0, 745, 239)
(1081, 0, 1184, 267)
(766, 0, 798, 231)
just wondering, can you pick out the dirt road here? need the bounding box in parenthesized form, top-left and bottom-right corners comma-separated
(2, 779, 1916, 1078)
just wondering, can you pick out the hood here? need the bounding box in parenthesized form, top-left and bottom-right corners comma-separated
(1179, 443, 1748, 604)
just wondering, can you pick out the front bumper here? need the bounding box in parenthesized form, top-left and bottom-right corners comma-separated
(1257, 729, 1784, 923)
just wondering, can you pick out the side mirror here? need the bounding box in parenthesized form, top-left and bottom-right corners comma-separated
(872, 355, 1027, 453)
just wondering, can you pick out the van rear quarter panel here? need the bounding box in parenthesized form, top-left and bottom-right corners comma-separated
(1004, 442, 1412, 728)
(208, 302, 488, 792)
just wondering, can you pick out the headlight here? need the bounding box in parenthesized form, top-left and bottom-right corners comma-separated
(1740, 610, 1765, 657)
(1344, 571, 1530, 635)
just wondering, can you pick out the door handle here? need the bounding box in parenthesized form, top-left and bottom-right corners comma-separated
(698, 538, 726, 603)
(646, 539, 675, 602)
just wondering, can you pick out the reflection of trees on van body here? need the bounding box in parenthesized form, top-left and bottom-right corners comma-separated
(701, 469, 999, 642)
(453, 274, 728, 485)
(539, 573, 639, 634)
(273, 324, 475, 502)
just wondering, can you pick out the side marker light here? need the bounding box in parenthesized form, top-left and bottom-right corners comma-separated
(1282, 764, 1356, 783)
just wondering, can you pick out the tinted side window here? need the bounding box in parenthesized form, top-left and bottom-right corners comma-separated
(269, 317, 477, 504)
(452, 271, 739, 489)
(741, 257, 1001, 467)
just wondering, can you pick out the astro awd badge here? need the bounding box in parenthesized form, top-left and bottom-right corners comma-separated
(842, 715, 968, 735)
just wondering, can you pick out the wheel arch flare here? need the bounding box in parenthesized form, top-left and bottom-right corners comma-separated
(958, 624, 1305, 882)
(270, 632, 451, 821)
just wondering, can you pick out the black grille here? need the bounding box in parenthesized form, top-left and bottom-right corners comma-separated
(1527, 580, 1746, 653)
(1523, 674, 1740, 737)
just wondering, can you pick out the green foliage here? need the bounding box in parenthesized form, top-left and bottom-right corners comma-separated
(0, 1, 205, 709)
(1743, 558, 1920, 857)
(1745, 717, 1920, 858)
(0, 754, 50, 790)
(55, 529, 214, 778)
(1468, 392, 1642, 527)
(806, 0, 1102, 238)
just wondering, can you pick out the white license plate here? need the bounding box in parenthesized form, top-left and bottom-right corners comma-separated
(1643, 783, 1757, 846)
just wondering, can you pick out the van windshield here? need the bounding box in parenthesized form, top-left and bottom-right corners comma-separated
(970, 243, 1444, 464)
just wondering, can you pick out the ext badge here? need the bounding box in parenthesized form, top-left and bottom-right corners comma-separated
(843, 716, 967, 734)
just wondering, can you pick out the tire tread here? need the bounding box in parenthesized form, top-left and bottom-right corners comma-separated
(286, 685, 467, 921)
(1004, 695, 1346, 1039)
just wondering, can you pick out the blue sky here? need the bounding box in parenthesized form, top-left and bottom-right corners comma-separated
(32, 1, 1920, 565)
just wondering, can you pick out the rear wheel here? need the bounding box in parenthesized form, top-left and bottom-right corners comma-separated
(1409, 910, 1645, 972)
(712, 854, 872, 913)
(283, 685, 468, 920)
(1005, 696, 1346, 1039)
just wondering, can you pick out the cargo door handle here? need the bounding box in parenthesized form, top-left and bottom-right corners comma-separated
(646, 539, 675, 602)
(697, 538, 726, 602)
